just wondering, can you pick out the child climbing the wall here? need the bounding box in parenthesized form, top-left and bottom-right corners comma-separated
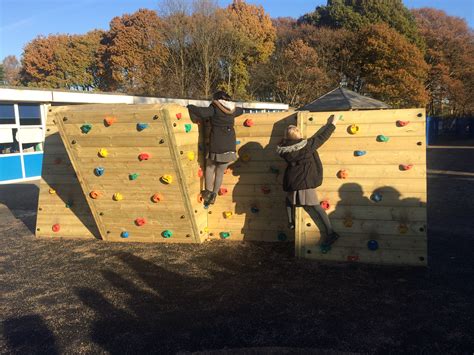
(187, 91, 243, 206)
(276, 115, 341, 247)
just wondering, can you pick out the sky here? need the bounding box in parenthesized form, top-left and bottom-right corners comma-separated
(0, 0, 473, 59)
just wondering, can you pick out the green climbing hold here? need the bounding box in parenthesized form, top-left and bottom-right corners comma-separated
(270, 166, 280, 174)
(220, 232, 231, 239)
(129, 173, 139, 180)
(277, 232, 287, 241)
(65, 201, 73, 208)
(184, 124, 192, 133)
(162, 230, 173, 238)
(81, 124, 92, 134)
(376, 135, 390, 142)
(320, 244, 331, 254)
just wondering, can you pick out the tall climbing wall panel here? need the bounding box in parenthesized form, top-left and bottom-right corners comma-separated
(36, 105, 99, 239)
(51, 103, 204, 243)
(295, 109, 427, 265)
(205, 112, 298, 242)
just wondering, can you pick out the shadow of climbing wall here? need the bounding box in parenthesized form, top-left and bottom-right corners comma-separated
(205, 112, 298, 242)
(36, 106, 100, 239)
(296, 109, 427, 265)
(50, 104, 203, 243)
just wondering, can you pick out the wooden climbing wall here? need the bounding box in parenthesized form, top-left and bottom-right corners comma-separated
(36, 105, 99, 239)
(47, 103, 204, 243)
(295, 109, 427, 265)
(205, 112, 298, 242)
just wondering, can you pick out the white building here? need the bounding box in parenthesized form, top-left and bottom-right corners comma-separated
(0, 87, 288, 184)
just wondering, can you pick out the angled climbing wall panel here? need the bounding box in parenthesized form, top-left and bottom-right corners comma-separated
(205, 112, 298, 242)
(295, 109, 427, 265)
(36, 105, 99, 239)
(50, 103, 205, 243)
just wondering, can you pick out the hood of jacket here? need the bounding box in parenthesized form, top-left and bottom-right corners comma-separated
(276, 139, 308, 155)
(212, 99, 236, 115)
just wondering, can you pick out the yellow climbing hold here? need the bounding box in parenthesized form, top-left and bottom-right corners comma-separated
(348, 124, 360, 135)
(98, 148, 108, 158)
(187, 151, 195, 161)
(161, 175, 173, 184)
(113, 193, 124, 201)
(224, 211, 233, 219)
(49, 188, 56, 194)
(203, 227, 209, 233)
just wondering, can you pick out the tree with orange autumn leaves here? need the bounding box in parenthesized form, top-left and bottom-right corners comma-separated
(8, 1, 473, 114)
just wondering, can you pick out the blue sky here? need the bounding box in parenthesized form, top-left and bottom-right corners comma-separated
(1, 0, 473, 59)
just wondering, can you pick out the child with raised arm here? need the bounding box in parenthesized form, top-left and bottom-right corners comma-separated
(187, 91, 243, 206)
(276, 115, 341, 247)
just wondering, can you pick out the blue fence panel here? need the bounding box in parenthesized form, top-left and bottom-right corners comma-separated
(0, 156, 23, 181)
(24, 153, 43, 178)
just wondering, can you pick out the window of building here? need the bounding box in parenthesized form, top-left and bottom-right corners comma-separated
(0, 104, 15, 124)
(19, 104, 42, 126)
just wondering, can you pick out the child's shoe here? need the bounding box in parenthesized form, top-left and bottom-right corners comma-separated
(207, 192, 217, 205)
(288, 223, 295, 230)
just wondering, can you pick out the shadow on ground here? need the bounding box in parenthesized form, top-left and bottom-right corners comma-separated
(0, 147, 473, 353)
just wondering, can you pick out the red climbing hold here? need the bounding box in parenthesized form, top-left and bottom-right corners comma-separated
(320, 200, 330, 210)
(151, 193, 163, 203)
(104, 116, 117, 126)
(138, 152, 151, 161)
(197, 194, 203, 203)
(197, 168, 203, 178)
(337, 169, 349, 179)
(261, 186, 271, 194)
(244, 119, 254, 127)
(176, 112, 182, 120)
(52, 224, 60, 232)
(347, 255, 359, 262)
(224, 168, 231, 175)
(135, 218, 146, 226)
(400, 164, 413, 171)
(218, 187, 228, 196)
(397, 120, 410, 127)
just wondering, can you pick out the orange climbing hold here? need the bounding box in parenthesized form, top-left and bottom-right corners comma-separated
(176, 112, 182, 120)
(224, 167, 231, 175)
(218, 187, 228, 196)
(104, 116, 117, 126)
(197, 194, 203, 203)
(337, 169, 349, 179)
(400, 164, 413, 171)
(343, 217, 353, 228)
(138, 152, 151, 161)
(89, 191, 101, 199)
(151, 193, 163, 203)
(244, 119, 254, 127)
(135, 218, 146, 226)
(320, 200, 330, 210)
(396, 120, 410, 127)
(52, 224, 60, 232)
(197, 168, 204, 178)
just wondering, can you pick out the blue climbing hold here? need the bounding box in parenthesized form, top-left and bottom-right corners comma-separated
(354, 150, 367, 156)
(80, 124, 92, 134)
(277, 232, 287, 242)
(121, 231, 129, 238)
(250, 205, 259, 214)
(137, 123, 149, 131)
(235, 140, 241, 145)
(367, 240, 379, 251)
(94, 167, 105, 176)
(371, 192, 383, 202)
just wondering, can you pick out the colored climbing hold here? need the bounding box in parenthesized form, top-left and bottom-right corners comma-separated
(129, 173, 139, 180)
(49, 188, 56, 194)
(224, 167, 231, 175)
(376, 135, 390, 142)
(89, 191, 100, 199)
(348, 124, 360, 135)
(337, 169, 349, 179)
(396, 120, 410, 127)
(240, 153, 251, 162)
(277, 232, 288, 242)
(65, 201, 73, 208)
(162, 230, 173, 238)
(104, 116, 117, 126)
(80, 124, 92, 134)
(176, 113, 182, 120)
(187, 151, 195, 161)
(354, 150, 367, 157)
(235, 140, 241, 145)
(52, 224, 60, 233)
(400, 164, 414, 171)
(320, 244, 331, 254)
(250, 205, 259, 213)
(98, 148, 108, 158)
(197, 194, 203, 203)
(343, 217, 353, 228)
(121, 231, 129, 238)
(135, 218, 146, 226)
(261, 186, 271, 194)
(347, 255, 359, 262)
(224, 211, 233, 219)
(197, 168, 204, 178)
(203, 227, 209, 233)
(320, 200, 330, 210)
(137, 123, 149, 131)
(161, 175, 173, 184)
(270, 166, 280, 174)
(184, 124, 192, 133)
(113, 193, 124, 201)
(371, 192, 383, 203)
(367, 240, 379, 251)
(218, 187, 228, 196)
(151, 193, 163, 203)
(399, 224, 409, 234)
(138, 152, 150, 161)
(94, 167, 105, 176)
(220, 232, 231, 239)
(244, 119, 254, 127)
